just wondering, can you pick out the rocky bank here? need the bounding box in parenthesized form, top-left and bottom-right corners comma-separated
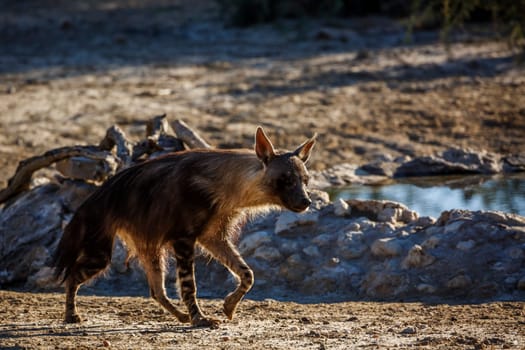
(1, 171, 524, 303)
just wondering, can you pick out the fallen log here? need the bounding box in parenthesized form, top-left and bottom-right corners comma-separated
(0, 146, 115, 205)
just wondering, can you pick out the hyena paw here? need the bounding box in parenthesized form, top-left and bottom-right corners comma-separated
(223, 299, 238, 320)
(64, 313, 82, 323)
(191, 316, 220, 329)
(177, 312, 191, 323)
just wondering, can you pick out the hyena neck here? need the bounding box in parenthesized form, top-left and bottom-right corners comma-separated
(210, 152, 277, 214)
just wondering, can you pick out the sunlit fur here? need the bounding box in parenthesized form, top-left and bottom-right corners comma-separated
(53, 128, 315, 327)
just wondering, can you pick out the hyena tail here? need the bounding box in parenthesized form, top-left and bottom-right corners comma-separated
(52, 213, 114, 286)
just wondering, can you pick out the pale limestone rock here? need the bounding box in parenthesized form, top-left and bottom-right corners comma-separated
(444, 220, 465, 234)
(447, 274, 472, 289)
(402, 245, 435, 269)
(238, 230, 272, 255)
(506, 247, 524, 259)
(422, 236, 440, 249)
(275, 209, 319, 235)
(333, 198, 351, 217)
(302, 245, 321, 257)
(517, 277, 525, 290)
(416, 283, 437, 293)
(253, 246, 282, 262)
(456, 240, 476, 251)
(27, 267, 60, 289)
(371, 237, 402, 258)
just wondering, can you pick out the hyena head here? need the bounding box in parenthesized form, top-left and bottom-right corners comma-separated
(255, 127, 316, 212)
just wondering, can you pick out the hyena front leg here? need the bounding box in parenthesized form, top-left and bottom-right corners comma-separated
(173, 238, 220, 328)
(141, 251, 190, 323)
(197, 236, 254, 320)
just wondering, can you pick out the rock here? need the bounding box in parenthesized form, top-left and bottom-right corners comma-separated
(56, 178, 98, 211)
(309, 163, 362, 188)
(357, 161, 398, 177)
(26, 267, 59, 289)
(347, 222, 361, 231)
(0, 184, 64, 283)
(337, 231, 367, 259)
(274, 209, 319, 235)
(253, 246, 282, 262)
(333, 198, 351, 217)
(502, 154, 525, 172)
(517, 277, 525, 290)
(394, 148, 502, 177)
(346, 199, 418, 224)
(2, 161, 525, 303)
(414, 216, 436, 227)
(280, 254, 309, 283)
(444, 220, 465, 234)
(55, 155, 117, 181)
(279, 240, 301, 255)
(238, 231, 272, 255)
(506, 247, 524, 259)
(309, 190, 330, 209)
(402, 245, 435, 269)
(447, 274, 472, 289)
(416, 283, 436, 293)
(456, 240, 476, 251)
(421, 236, 440, 249)
(361, 271, 407, 298)
(311, 233, 334, 247)
(302, 245, 320, 257)
(377, 207, 399, 223)
(400, 326, 417, 335)
(371, 238, 403, 258)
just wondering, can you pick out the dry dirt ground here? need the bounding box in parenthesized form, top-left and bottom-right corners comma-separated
(1, 290, 524, 349)
(2, 1, 525, 349)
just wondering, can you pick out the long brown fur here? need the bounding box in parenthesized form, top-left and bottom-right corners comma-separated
(53, 127, 316, 328)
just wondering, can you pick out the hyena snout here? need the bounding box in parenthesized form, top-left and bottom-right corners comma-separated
(285, 190, 312, 212)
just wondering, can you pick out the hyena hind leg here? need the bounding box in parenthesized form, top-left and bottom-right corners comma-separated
(174, 239, 220, 328)
(141, 253, 190, 323)
(64, 253, 111, 323)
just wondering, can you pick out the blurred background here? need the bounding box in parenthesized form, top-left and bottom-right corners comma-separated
(1, 0, 524, 186)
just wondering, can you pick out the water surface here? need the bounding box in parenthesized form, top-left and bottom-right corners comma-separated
(331, 174, 525, 218)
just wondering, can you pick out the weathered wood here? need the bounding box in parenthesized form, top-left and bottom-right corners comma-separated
(172, 119, 212, 149)
(0, 146, 115, 205)
(132, 114, 185, 160)
(99, 125, 133, 167)
(146, 113, 172, 137)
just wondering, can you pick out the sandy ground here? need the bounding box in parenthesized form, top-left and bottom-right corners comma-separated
(2, 1, 525, 349)
(1, 291, 524, 349)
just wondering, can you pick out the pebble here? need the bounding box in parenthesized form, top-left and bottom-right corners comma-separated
(400, 327, 417, 335)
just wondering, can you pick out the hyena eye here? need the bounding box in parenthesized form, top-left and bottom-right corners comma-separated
(278, 176, 295, 188)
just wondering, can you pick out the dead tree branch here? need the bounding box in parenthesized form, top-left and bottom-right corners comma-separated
(0, 146, 115, 205)
(99, 125, 134, 168)
(172, 120, 212, 149)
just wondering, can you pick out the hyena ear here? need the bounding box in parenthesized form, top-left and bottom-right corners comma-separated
(255, 127, 276, 164)
(294, 133, 317, 163)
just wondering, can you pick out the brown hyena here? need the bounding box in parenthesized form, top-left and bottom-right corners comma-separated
(53, 127, 316, 328)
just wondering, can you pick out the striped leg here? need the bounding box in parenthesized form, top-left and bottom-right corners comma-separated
(173, 239, 220, 328)
(197, 236, 254, 320)
(141, 251, 190, 323)
(64, 252, 111, 323)
(64, 281, 81, 323)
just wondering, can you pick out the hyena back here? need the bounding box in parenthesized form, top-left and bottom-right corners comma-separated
(53, 127, 316, 328)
